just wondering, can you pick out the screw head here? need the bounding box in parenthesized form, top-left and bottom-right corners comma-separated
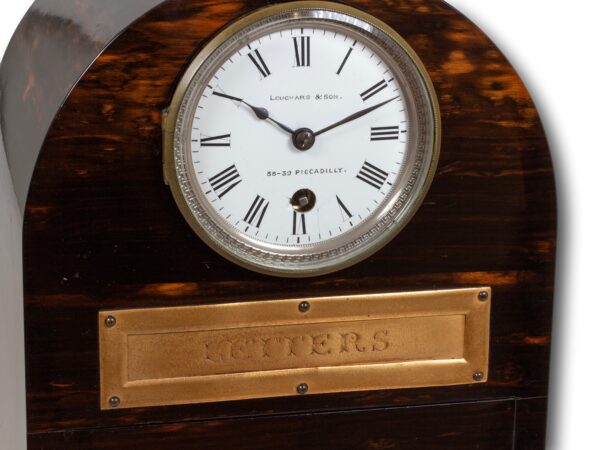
(478, 291, 489, 302)
(296, 383, 309, 395)
(292, 128, 316, 151)
(473, 371, 485, 382)
(298, 301, 311, 313)
(105, 316, 117, 328)
(108, 396, 121, 407)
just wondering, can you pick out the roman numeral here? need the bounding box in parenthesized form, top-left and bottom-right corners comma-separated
(357, 161, 389, 190)
(360, 80, 388, 101)
(200, 134, 231, 147)
(248, 49, 271, 78)
(244, 195, 269, 228)
(336, 196, 353, 220)
(293, 36, 310, 67)
(336, 41, 356, 75)
(208, 165, 242, 198)
(292, 211, 307, 235)
(370, 126, 400, 141)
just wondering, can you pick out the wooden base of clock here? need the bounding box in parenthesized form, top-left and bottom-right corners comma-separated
(1, 0, 556, 449)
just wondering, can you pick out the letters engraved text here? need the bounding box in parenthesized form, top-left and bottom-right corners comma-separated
(201, 330, 391, 364)
(126, 316, 466, 380)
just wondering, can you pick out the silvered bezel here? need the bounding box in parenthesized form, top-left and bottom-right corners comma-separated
(163, 1, 441, 277)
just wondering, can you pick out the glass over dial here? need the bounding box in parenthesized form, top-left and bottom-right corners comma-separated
(164, 2, 440, 276)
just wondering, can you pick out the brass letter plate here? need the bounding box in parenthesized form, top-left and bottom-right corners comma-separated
(99, 288, 491, 409)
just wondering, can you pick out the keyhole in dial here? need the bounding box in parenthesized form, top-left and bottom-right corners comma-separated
(291, 189, 316, 213)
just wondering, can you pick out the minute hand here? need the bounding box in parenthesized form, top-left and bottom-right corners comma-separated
(314, 96, 400, 137)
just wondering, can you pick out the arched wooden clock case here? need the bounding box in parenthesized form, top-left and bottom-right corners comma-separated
(1, 0, 556, 448)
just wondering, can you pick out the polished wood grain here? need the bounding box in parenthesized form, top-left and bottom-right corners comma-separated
(7, 0, 555, 447)
(515, 397, 549, 449)
(28, 399, 517, 449)
(0, 0, 164, 210)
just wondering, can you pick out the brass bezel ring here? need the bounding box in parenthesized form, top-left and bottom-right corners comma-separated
(163, 1, 441, 277)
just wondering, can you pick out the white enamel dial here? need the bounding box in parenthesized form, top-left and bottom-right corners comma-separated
(193, 29, 406, 246)
(165, 2, 440, 276)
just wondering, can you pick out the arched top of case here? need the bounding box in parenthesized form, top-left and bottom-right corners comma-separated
(2, 0, 555, 216)
(1, 0, 164, 211)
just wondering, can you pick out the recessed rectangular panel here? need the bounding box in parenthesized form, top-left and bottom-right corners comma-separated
(99, 288, 491, 409)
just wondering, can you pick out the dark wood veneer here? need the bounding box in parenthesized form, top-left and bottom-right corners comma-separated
(28, 399, 517, 449)
(1, 0, 555, 448)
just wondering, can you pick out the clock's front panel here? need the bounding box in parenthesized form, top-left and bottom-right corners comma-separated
(20, 0, 556, 448)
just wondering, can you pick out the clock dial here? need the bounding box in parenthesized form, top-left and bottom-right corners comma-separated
(165, 2, 440, 276)
(192, 28, 407, 247)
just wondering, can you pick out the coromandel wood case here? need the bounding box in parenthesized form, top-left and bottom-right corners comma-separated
(1, 0, 556, 448)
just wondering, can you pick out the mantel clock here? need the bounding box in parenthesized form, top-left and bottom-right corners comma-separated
(1, 1, 556, 448)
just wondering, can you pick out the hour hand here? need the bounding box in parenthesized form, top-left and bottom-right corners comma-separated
(213, 91, 294, 135)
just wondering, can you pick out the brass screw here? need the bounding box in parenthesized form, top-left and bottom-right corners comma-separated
(105, 316, 117, 328)
(298, 301, 311, 313)
(473, 371, 485, 382)
(297, 383, 309, 395)
(108, 396, 121, 407)
(478, 291, 489, 302)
